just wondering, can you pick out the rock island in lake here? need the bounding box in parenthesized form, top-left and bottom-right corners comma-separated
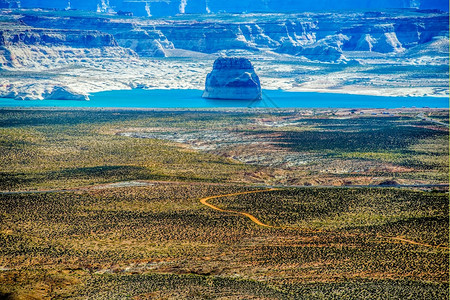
(202, 57, 262, 100)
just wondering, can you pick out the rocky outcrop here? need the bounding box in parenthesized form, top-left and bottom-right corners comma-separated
(403, 36, 449, 57)
(43, 86, 89, 100)
(0, 25, 137, 68)
(202, 57, 261, 100)
(277, 34, 349, 62)
(6, 85, 89, 100)
(0, 14, 138, 69)
(158, 20, 317, 53)
(113, 29, 173, 57)
(342, 24, 404, 53)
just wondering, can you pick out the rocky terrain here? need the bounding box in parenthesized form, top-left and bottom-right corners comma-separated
(117, 107, 449, 186)
(0, 8, 448, 100)
(202, 57, 261, 100)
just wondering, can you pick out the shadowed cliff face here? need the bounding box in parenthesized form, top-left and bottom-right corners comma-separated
(202, 57, 262, 100)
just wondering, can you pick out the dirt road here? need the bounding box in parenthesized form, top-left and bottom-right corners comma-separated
(199, 188, 278, 228)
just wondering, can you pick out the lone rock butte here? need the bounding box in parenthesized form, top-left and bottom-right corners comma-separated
(202, 57, 262, 100)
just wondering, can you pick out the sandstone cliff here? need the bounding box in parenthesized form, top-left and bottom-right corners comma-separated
(202, 57, 261, 100)
(14, 10, 449, 61)
(0, 25, 136, 69)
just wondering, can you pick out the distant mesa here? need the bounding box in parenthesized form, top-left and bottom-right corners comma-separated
(202, 57, 262, 100)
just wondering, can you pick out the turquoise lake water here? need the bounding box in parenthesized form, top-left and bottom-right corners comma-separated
(0, 89, 448, 108)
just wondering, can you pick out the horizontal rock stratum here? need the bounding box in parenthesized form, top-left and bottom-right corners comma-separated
(202, 57, 262, 100)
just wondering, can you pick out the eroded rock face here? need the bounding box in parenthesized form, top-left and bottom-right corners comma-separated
(114, 30, 172, 57)
(9, 85, 89, 101)
(15, 10, 449, 59)
(44, 86, 89, 101)
(202, 57, 261, 100)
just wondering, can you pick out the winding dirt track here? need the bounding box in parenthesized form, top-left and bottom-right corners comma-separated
(0, 182, 446, 250)
(200, 188, 279, 228)
(199, 188, 449, 250)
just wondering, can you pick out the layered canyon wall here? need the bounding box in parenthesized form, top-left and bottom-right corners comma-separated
(5, 10, 447, 62)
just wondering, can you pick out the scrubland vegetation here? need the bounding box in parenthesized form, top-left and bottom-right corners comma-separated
(0, 110, 257, 191)
(0, 185, 448, 299)
(0, 108, 448, 299)
(1, 108, 447, 190)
